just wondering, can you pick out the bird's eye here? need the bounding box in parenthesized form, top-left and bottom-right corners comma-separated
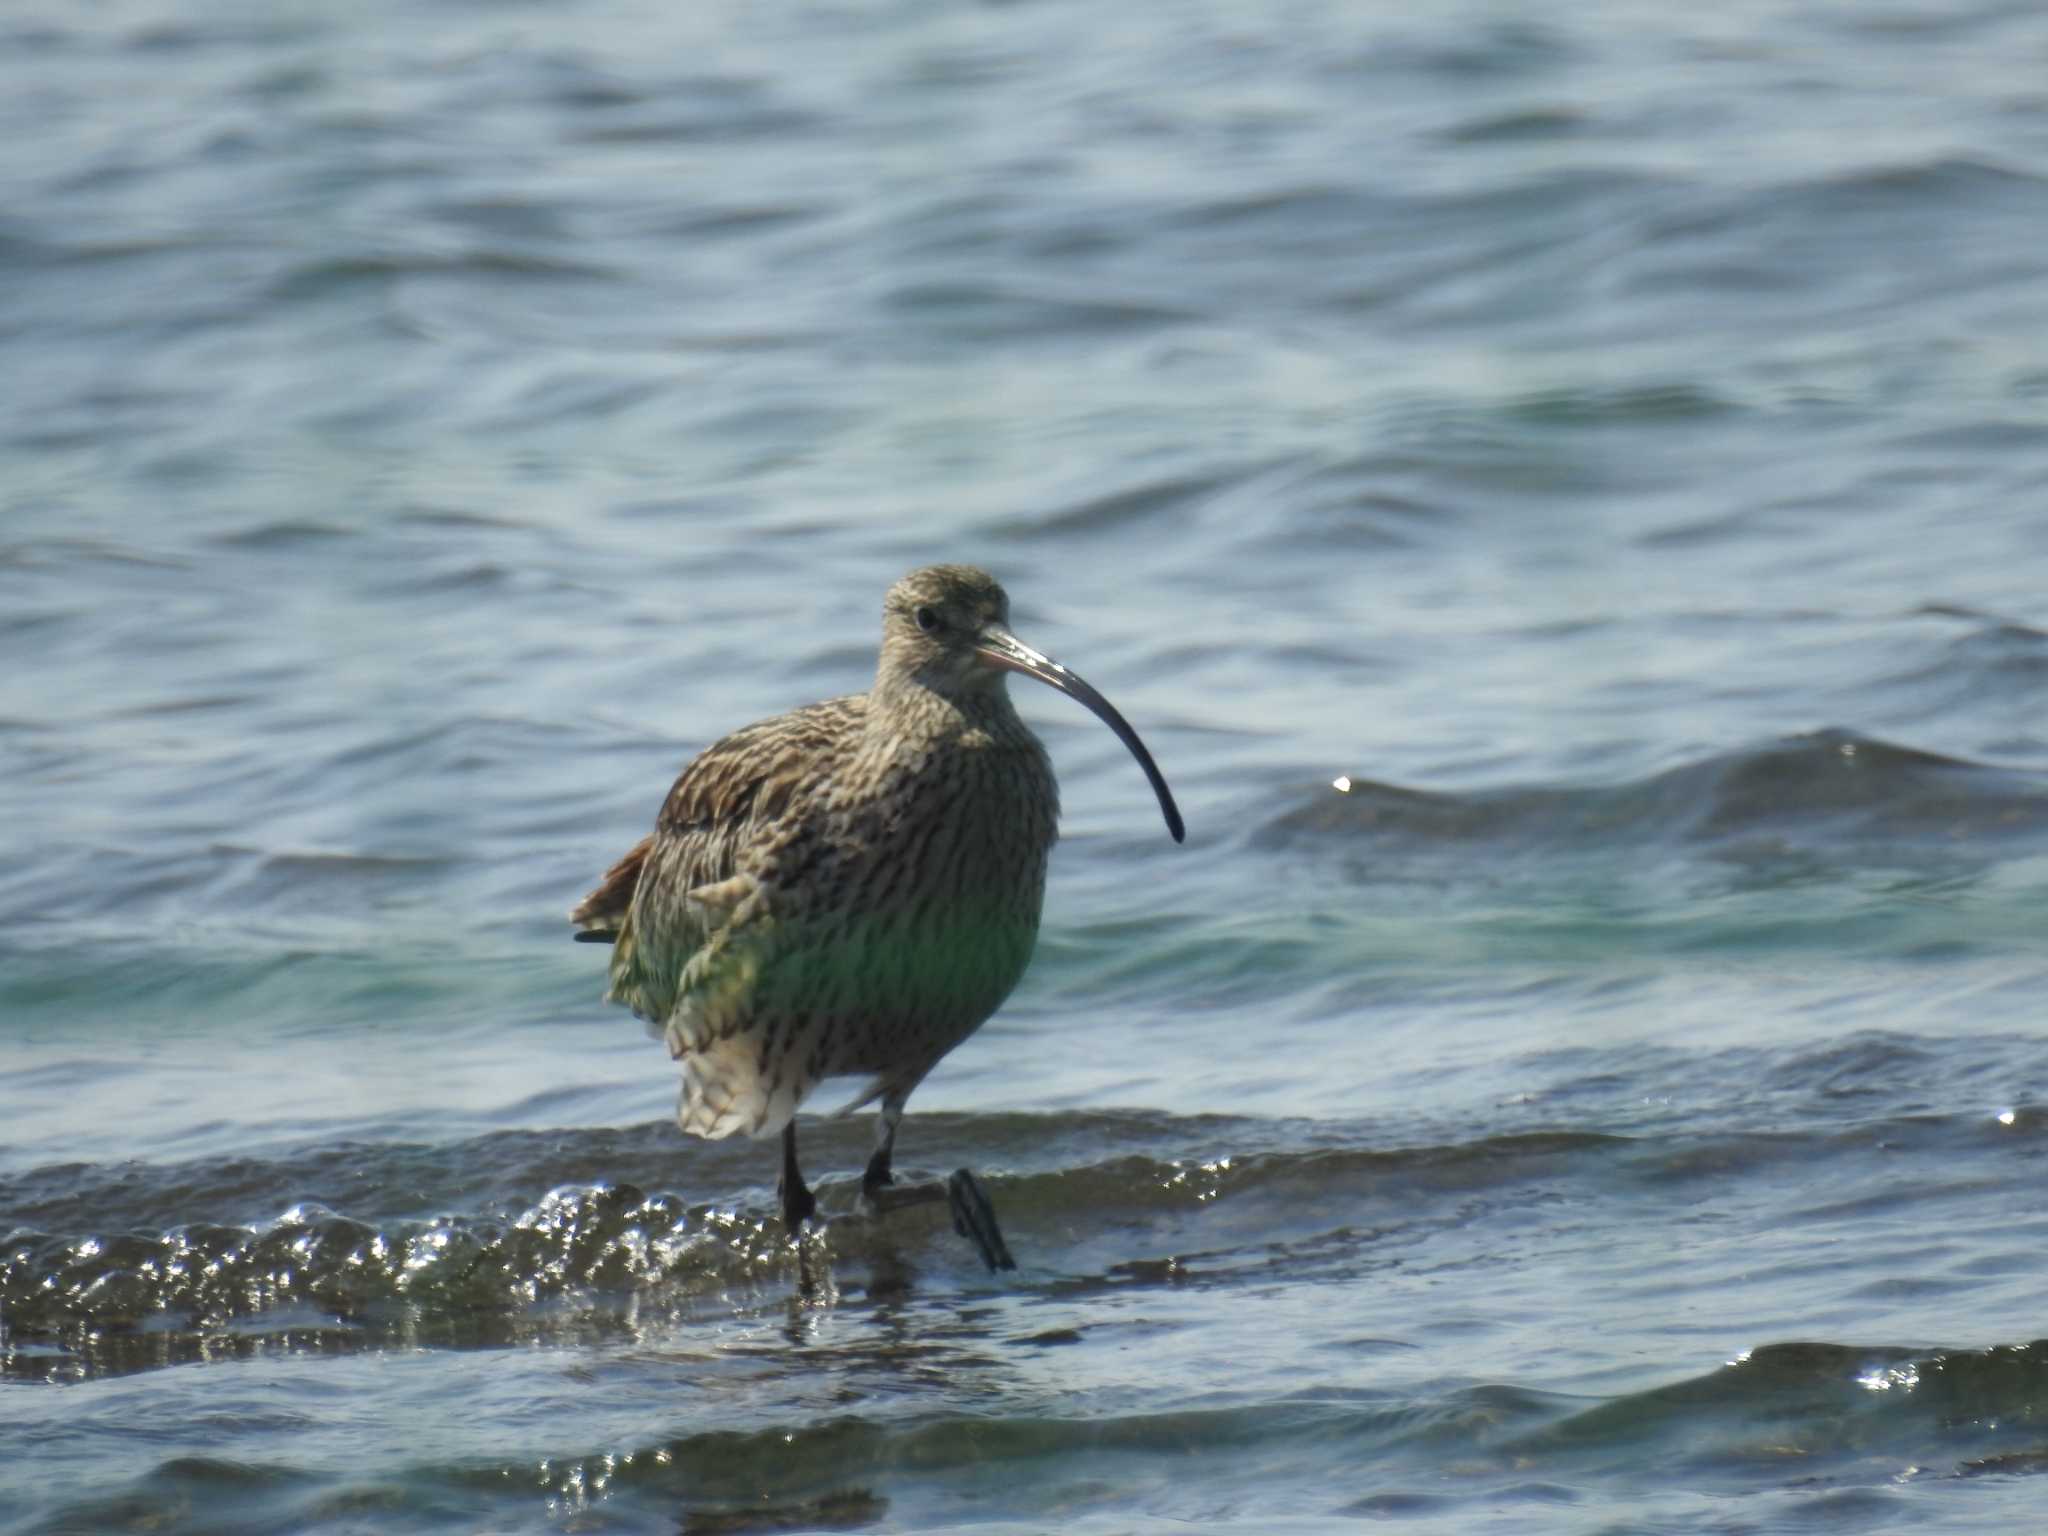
(915, 606, 940, 634)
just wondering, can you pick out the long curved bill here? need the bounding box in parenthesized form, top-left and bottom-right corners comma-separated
(975, 627, 1186, 844)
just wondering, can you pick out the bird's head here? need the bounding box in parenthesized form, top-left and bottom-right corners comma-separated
(878, 564, 1185, 843)
(881, 563, 1017, 694)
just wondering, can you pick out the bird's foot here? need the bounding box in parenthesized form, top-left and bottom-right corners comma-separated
(856, 1175, 937, 1220)
(947, 1168, 1016, 1273)
(851, 1173, 1015, 1271)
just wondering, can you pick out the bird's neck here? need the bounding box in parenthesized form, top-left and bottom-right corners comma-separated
(866, 672, 1026, 749)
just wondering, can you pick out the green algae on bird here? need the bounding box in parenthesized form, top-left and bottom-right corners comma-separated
(572, 564, 1183, 1269)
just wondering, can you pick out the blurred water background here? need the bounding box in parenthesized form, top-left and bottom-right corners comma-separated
(5, 0, 2048, 1530)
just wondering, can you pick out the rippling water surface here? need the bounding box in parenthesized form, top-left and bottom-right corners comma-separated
(6, 0, 2048, 1531)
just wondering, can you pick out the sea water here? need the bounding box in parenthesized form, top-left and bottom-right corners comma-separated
(5, 0, 2048, 1530)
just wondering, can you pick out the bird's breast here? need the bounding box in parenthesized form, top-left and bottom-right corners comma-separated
(832, 733, 1054, 918)
(746, 731, 1057, 1033)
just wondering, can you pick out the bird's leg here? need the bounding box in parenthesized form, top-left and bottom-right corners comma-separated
(851, 1093, 1016, 1272)
(777, 1121, 817, 1236)
(860, 1091, 906, 1203)
(857, 1091, 944, 1218)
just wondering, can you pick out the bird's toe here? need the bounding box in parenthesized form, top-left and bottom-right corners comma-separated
(947, 1168, 1016, 1272)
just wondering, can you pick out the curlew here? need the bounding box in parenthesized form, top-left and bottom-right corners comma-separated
(571, 564, 1183, 1269)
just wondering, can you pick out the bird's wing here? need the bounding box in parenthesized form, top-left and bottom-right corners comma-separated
(576, 695, 865, 1030)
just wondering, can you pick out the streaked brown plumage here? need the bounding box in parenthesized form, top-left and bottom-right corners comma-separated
(571, 564, 1183, 1268)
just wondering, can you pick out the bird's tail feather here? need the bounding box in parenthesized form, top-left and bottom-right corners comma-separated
(570, 837, 651, 940)
(677, 1037, 804, 1141)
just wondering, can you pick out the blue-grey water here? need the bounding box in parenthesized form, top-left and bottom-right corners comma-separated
(6, 0, 2048, 1530)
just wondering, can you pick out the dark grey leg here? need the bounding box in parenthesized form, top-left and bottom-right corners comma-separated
(777, 1121, 817, 1235)
(861, 1090, 906, 1199)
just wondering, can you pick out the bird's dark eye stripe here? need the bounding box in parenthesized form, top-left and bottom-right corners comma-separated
(915, 606, 939, 633)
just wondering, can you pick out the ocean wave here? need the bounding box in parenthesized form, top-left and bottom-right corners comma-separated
(1269, 729, 2048, 854)
(13, 1332, 2044, 1529)
(1525, 1338, 2048, 1484)
(10, 1103, 2040, 1385)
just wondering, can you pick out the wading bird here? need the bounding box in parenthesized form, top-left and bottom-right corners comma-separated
(572, 564, 1183, 1268)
